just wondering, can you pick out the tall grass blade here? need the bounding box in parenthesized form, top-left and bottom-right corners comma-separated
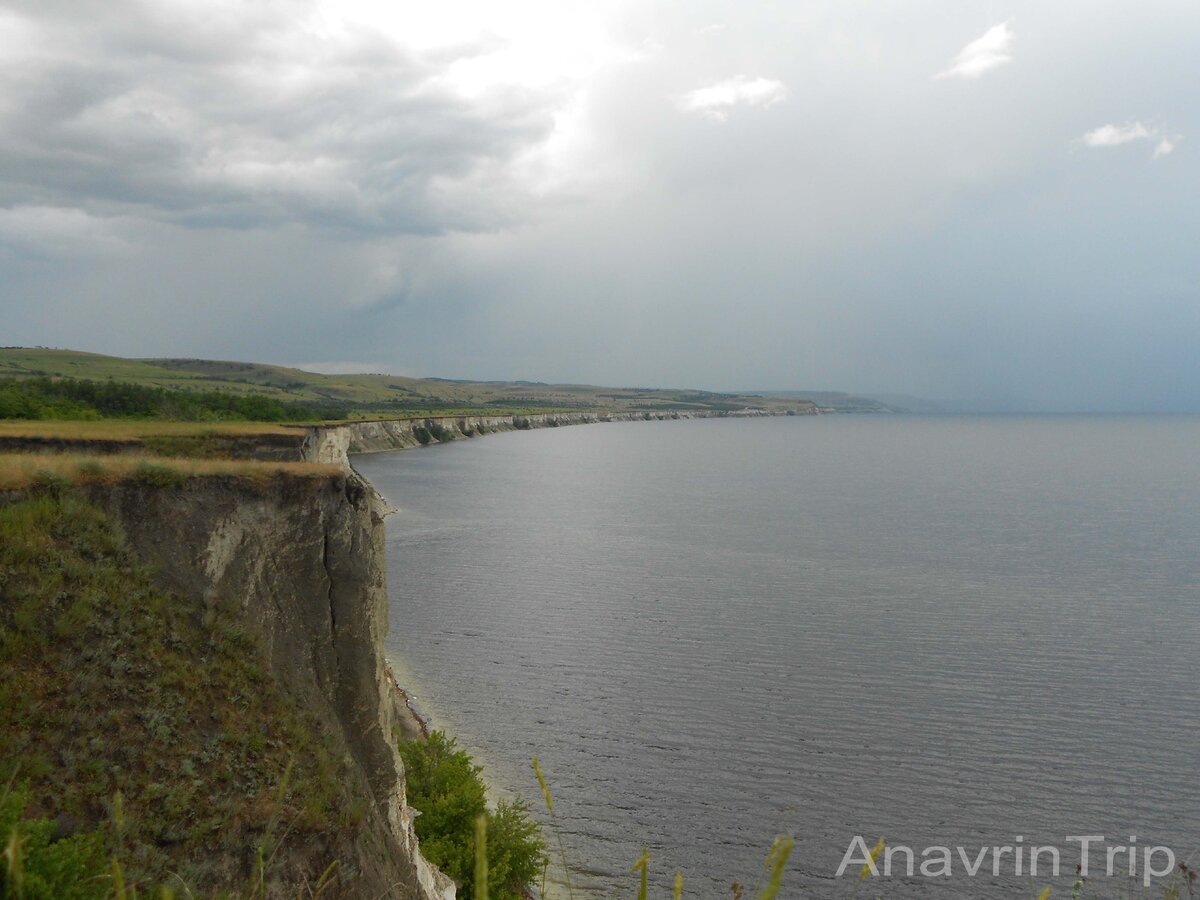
(4, 825, 24, 895)
(530, 757, 574, 900)
(631, 849, 649, 900)
(861, 836, 884, 880)
(113, 857, 128, 900)
(474, 814, 489, 900)
(758, 836, 793, 900)
(313, 860, 339, 897)
(531, 757, 553, 814)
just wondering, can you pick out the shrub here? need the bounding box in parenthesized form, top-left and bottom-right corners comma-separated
(0, 783, 108, 899)
(29, 469, 72, 496)
(131, 462, 186, 488)
(73, 460, 105, 480)
(399, 731, 545, 900)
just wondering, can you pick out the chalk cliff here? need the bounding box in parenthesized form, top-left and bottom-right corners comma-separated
(302, 408, 782, 466)
(87, 471, 455, 899)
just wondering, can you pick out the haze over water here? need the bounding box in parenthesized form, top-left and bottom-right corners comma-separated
(355, 415, 1200, 898)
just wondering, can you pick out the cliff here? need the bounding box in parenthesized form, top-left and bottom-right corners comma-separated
(0, 462, 453, 899)
(302, 408, 781, 466)
(84, 470, 454, 899)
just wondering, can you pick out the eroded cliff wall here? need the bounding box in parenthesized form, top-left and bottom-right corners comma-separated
(87, 471, 454, 899)
(303, 408, 776, 466)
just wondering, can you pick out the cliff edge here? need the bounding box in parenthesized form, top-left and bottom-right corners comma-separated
(90, 471, 455, 899)
(0, 462, 453, 899)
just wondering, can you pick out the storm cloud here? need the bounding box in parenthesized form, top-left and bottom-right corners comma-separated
(1, 0, 1197, 411)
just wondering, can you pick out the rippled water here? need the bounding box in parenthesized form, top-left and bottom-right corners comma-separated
(354, 416, 1200, 898)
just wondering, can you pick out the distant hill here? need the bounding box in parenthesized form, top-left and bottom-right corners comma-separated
(752, 390, 899, 413)
(0, 348, 818, 418)
(859, 393, 948, 414)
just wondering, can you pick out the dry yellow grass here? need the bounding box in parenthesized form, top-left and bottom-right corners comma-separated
(0, 420, 304, 440)
(0, 453, 342, 491)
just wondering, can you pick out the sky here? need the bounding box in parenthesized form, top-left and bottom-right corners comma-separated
(0, 0, 1197, 411)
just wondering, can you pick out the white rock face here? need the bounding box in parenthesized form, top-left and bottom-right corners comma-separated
(302, 409, 773, 466)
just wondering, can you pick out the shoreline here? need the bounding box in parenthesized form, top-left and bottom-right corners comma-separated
(305, 407, 807, 467)
(388, 663, 431, 742)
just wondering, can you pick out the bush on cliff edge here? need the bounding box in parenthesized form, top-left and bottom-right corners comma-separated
(399, 730, 546, 899)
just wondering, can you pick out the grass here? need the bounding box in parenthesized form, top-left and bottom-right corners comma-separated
(0, 420, 301, 440)
(0, 376, 343, 423)
(0, 488, 370, 895)
(0, 453, 341, 492)
(0, 419, 321, 465)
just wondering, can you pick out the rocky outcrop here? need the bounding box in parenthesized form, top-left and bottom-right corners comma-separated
(87, 471, 455, 900)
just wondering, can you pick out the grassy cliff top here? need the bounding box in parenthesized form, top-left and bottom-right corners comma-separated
(0, 420, 301, 439)
(0, 453, 342, 492)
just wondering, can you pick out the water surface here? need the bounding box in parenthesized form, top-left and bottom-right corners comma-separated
(355, 416, 1200, 898)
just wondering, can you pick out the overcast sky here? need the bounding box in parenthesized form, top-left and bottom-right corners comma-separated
(1, 0, 1197, 410)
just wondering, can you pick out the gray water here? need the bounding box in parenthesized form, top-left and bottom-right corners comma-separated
(354, 416, 1200, 898)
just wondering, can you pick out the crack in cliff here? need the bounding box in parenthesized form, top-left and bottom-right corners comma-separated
(321, 532, 341, 678)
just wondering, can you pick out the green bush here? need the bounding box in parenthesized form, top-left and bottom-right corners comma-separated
(0, 783, 108, 899)
(399, 731, 545, 899)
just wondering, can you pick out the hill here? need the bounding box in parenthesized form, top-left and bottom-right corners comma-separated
(752, 390, 900, 413)
(0, 348, 817, 418)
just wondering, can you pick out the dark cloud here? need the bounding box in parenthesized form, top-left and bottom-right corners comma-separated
(0, 0, 555, 232)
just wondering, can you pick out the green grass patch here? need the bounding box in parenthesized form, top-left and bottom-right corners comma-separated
(0, 376, 344, 423)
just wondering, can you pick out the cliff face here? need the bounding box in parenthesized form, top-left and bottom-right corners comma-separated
(88, 471, 454, 899)
(303, 408, 777, 465)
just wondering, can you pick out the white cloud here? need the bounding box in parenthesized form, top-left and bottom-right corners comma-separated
(1082, 121, 1152, 147)
(936, 22, 1014, 80)
(676, 75, 787, 122)
(1082, 121, 1181, 159)
(1154, 137, 1179, 158)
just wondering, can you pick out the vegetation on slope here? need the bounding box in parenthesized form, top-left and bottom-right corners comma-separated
(0, 487, 368, 896)
(0, 781, 108, 899)
(0, 376, 343, 422)
(398, 731, 545, 900)
(0, 453, 340, 492)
